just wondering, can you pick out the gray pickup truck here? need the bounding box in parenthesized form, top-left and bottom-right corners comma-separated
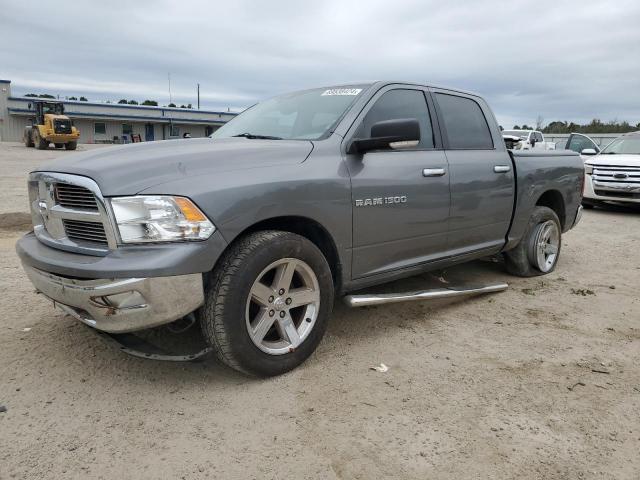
(17, 81, 584, 376)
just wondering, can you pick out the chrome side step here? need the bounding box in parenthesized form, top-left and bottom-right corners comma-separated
(343, 283, 508, 308)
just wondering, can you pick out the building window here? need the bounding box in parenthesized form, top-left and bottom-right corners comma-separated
(122, 124, 133, 135)
(94, 122, 106, 135)
(170, 125, 180, 137)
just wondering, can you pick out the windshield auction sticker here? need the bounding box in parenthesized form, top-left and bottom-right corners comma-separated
(321, 88, 362, 96)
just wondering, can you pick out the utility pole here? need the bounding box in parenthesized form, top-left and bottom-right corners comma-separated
(197, 83, 200, 110)
(168, 73, 172, 104)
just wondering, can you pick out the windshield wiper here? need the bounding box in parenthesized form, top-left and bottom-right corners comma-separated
(232, 133, 283, 140)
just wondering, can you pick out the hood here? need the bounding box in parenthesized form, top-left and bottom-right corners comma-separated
(586, 154, 640, 168)
(37, 137, 314, 196)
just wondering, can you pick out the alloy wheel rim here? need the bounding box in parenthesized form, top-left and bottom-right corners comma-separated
(532, 220, 559, 272)
(245, 258, 320, 355)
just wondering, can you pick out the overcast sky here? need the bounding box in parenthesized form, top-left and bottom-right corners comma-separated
(1, 0, 639, 128)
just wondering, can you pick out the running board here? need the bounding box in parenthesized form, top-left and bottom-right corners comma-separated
(343, 282, 509, 308)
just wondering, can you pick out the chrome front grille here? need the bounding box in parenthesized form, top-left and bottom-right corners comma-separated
(62, 219, 108, 245)
(591, 163, 640, 198)
(28, 172, 117, 255)
(55, 183, 98, 210)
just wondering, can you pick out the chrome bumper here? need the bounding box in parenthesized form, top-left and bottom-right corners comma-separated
(23, 266, 204, 333)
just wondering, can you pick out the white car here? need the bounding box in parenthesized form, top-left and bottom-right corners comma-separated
(502, 129, 554, 150)
(583, 131, 640, 208)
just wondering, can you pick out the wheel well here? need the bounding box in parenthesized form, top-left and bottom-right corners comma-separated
(536, 190, 566, 229)
(239, 216, 342, 290)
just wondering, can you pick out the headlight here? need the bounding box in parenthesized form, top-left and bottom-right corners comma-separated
(110, 196, 215, 243)
(584, 164, 593, 175)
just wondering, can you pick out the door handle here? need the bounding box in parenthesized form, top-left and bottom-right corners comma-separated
(494, 165, 511, 173)
(423, 168, 446, 177)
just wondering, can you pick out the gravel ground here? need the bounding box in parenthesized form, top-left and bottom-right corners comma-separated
(0, 142, 639, 479)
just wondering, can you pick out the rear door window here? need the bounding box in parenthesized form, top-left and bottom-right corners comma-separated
(435, 93, 493, 149)
(359, 89, 435, 149)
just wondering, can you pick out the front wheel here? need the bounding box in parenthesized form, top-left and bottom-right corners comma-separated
(199, 230, 334, 376)
(65, 141, 77, 150)
(34, 131, 49, 150)
(504, 206, 562, 277)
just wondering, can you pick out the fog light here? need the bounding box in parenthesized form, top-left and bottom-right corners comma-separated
(89, 291, 147, 310)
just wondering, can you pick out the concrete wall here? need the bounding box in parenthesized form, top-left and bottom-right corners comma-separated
(544, 133, 621, 148)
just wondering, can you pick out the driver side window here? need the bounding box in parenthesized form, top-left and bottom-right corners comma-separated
(358, 89, 435, 149)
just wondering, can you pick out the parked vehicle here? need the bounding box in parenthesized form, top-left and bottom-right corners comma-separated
(560, 133, 601, 157)
(582, 131, 640, 208)
(23, 101, 80, 150)
(502, 129, 554, 150)
(16, 81, 584, 376)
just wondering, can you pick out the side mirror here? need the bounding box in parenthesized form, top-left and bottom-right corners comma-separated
(581, 148, 597, 156)
(530, 137, 537, 146)
(348, 118, 420, 154)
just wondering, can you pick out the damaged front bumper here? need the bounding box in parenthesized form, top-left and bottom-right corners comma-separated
(22, 266, 204, 333)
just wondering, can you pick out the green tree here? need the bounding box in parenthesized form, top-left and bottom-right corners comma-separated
(39, 94, 55, 99)
(25, 93, 38, 97)
(68, 96, 78, 101)
(141, 100, 158, 106)
(118, 99, 128, 104)
(542, 119, 639, 134)
(168, 103, 177, 108)
(128, 99, 138, 105)
(79, 96, 88, 101)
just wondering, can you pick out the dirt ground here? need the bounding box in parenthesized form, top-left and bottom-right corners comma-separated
(0, 142, 639, 480)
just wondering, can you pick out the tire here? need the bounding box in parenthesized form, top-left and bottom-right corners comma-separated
(65, 141, 77, 150)
(54, 143, 64, 149)
(34, 130, 49, 150)
(24, 131, 34, 148)
(199, 230, 334, 377)
(582, 199, 600, 209)
(504, 206, 562, 277)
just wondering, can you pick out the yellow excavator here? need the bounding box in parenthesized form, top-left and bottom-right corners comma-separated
(24, 101, 80, 150)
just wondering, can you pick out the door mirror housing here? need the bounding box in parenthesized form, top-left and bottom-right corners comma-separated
(581, 148, 597, 156)
(348, 118, 420, 154)
(530, 136, 537, 146)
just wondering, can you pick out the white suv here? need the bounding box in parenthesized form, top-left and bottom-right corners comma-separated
(583, 131, 640, 207)
(502, 130, 553, 150)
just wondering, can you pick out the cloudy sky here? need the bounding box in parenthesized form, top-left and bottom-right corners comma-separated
(1, 0, 639, 128)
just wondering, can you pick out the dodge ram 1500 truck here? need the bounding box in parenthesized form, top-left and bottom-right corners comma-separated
(17, 81, 584, 376)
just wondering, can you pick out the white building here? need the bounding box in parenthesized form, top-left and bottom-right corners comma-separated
(0, 79, 237, 143)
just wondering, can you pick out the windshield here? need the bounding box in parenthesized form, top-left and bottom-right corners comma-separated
(600, 136, 640, 154)
(502, 130, 530, 139)
(211, 86, 368, 141)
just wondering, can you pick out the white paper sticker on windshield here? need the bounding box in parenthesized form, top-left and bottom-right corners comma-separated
(321, 88, 362, 96)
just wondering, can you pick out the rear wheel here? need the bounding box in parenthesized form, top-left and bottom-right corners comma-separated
(24, 130, 34, 147)
(199, 230, 334, 376)
(505, 206, 562, 277)
(65, 141, 77, 150)
(34, 130, 49, 150)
